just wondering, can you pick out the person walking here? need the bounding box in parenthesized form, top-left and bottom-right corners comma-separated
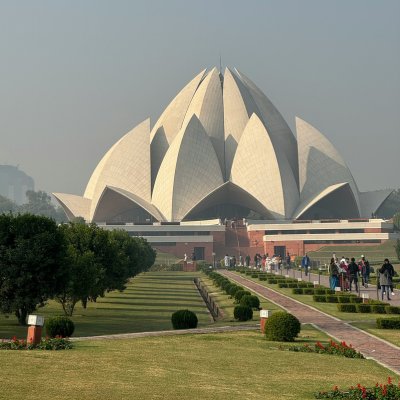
(277, 255, 282, 270)
(232, 255, 236, 268)
(329, 258, 339, 290)
(245, 254, 251, 268)
(379, 259, 393, 301)
(286, 252, 291, 268)
(224, 254, 230, 268)
(359, 255, 370, 288)
(224, 217, 228, 227)
(254, 254, 258, 269)
(239, 254, 244, 266)
(302, 253, 310, 276)
(348, 258, 359, 293)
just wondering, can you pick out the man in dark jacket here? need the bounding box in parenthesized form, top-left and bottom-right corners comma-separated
(245, 254, 251, 268)
(348, 258, 359, 292)
(302, 253, 310, 276)
(359, 255, 370, 288)
(286, 252, 291, 268)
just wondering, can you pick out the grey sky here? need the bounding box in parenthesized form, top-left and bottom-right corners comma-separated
(0, 0, 399, 201)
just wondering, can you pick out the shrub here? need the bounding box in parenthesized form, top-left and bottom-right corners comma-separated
(288, 283, 298, 288)
(297, 283, 307, 288)
(278, 283, 288, 288)
(350, 297, 362, 304)
(44, 316, 75, 338)
(36, 336, 72, 350)
(385, 306, 400, 314)
(356, 304, 371, 313)
(221, 280, 231, 291)
(306, 283, 314, 288)
(371, 305, 386, 314)
(315, 289, 327, 295)
(245, 271, 252, 276)
(234, 305, 253, 321)
(313, 295, 326, 302)
(303, 288, 314, 295)
(239, 269, 246, 274)
(240, 295, 260, 309)
(171, 309, 198, 329)
(292, 288, 303, 295)
(326, 289, 335, 295)
(251, 274, 259, 278)
(223, 283, 233, 294)
(337, 304, 357, 313)
(234, 290, 251, 303)
(264, 312, 301, 342)
(267, 279, 277, 284)
(259, 276, 267, 281)
(229, 285, 243, 297)
(376, 317, 400, 329)
(326, 295, 339, 303)
(338, 296, 351, 303)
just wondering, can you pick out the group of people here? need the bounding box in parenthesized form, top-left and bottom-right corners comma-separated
(183, 253, 196, 262)
(224, 252, 292, 271)
(328, 254, 395, 301)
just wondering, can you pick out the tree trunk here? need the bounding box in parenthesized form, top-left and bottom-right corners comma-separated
(15, 309, 28, 326)
(81, 299, 87, 309)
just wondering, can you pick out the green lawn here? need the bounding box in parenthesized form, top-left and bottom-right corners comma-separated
(154, 249, 181, 264)
(0, 272, 213, 340)
(1, 326, 398, 400)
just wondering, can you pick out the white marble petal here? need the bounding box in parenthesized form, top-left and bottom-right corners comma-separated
(53, 193, 91, 221)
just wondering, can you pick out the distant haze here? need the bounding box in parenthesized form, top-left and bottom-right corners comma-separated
(0, 0, 399, 201)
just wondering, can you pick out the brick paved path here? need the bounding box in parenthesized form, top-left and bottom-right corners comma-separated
(220, 270, 400, 375)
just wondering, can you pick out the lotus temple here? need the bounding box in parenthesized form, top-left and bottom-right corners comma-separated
(54, 67, 397, 261)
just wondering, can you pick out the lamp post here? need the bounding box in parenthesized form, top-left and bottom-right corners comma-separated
(212, 252, 216, 270)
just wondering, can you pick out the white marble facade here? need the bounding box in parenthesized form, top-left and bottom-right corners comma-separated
(54, 67, 386, 222)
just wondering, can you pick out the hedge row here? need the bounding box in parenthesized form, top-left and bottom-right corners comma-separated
(336, 303, 398, 314)
(376, 318, 400, 329)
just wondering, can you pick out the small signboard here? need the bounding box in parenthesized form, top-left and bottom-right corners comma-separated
(28, 315, 44, 326)
(260, 310, 272, 318)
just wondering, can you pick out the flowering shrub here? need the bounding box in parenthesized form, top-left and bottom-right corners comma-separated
(315, 377, 400, 399)
(277, 340, 364, 359)
(0, 336, 71, 350)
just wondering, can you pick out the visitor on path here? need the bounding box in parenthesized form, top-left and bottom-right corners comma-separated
(333, 252, 336, 259)
(245, 254, 251, 267)
(286, 252, 291, 268)
(359, 255, 370, 288)
(329, 258, 339, 290)
(277, 255, 282, 270)
(184, 254, 188, 262)
(231, 219, 235, 229)
(224, 217, 228, 227)
(348, 258, 359, 292)
(340, 256, 346, 264)
(224, 254, 230, 268)
(254, 254, 258, 269)
(339, 260, 349, 291)
(232, 255, 236, 268)
(379, 259, 393, 301)
(302, 253, 310, 276)
(192, 252, 196, 261)
(262, 255, 266, 269)
(239, 254, 243, 266)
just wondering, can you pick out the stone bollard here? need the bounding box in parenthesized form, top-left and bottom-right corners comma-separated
(335, 287, 341, 295)
(27, 315, 44, 346)
(260, 310, 272, 333)
(297, 278, 302, 282)
(362, 293, 369, 303)
(314, 281, 319, 288)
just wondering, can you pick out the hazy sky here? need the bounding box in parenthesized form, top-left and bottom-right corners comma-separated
(1, 0, 399, 202)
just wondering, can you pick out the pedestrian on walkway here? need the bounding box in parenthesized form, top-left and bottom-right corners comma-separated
(286, 252, 291, 268)
(232, 255, 236, 268)
(379, 259, 393, 301)
(224, 217, 228, 227)
(254, 254, 258, 269)
(359, 255, 370, 288)
(277, 255, 282, 270)
(302, 253, 310, 276)
(329, 258, 339, 290)
(348, 258, 359, 293)
(239, 254, 243, 266)
(224, 254, 230, 268)
(245, 254, 251, 267)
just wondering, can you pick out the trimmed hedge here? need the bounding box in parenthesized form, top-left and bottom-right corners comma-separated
(259, 276, 267, 281)
(44, 316, 75, 338)
(297, 283, 308, 288)
(171, 309, 198, 329)
(288, 283, 298, 288)
(326, 295, 339, 303)
(292, 288, 303, 295)
(234, 305, 253, 321)
(356, 304, 371, 313)
(385, 306, 400, 314)
(245, 271, 252, 276)
(234, 290, 251, 303)
(239, 269, 246, 274)
(264, 312, 301, 342)
(315, 289, 328, 295)
(224, 283, 233, 294)
(326, 289, 335, 295)
(350, 297, 363, 304)
(278, 283, 288, 288)
(371, 305, 386, 314)
(251, 274, 259, 278)
(337, 304, 357, 313)
(376, 317, 400, 329)
(313, 295, 326, 302)
(240, 295, 260, 309)
(303, 288, 314, 295)
(229, 285, 239, 297)
(267, 279, 278, 284)
(338, 296, 351, 303)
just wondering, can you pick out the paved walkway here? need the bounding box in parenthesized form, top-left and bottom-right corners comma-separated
(220, 270, 400, 375)
(70, 324, 257, 342)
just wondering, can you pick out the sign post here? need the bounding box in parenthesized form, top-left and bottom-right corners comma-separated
(27, 315, 44, 346)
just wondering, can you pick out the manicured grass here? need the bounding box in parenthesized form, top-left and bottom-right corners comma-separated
(154, 249, 182, 264)
(351, 321, 400, 348)
(0, 326, 397, 400)
(231, 272, 400, 322)
(199, 274, 282, 327)
(0, 272, 213, 340)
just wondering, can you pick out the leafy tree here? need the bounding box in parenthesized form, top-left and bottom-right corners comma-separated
(393, 212, 400, 231)
(71, 216, 86, 224)
(395, 239, 400, 263)
(0, 213, 68, 325)
(0, 194, 19, 214)
(19, 190, 68, 223)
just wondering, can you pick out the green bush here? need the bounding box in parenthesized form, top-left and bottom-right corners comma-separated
(259, 276, 267, 281)
(251, 274, 259, 278)
(245, 271, 252, 276)
(297, 283, 308, 288)
(356, 304, 371, 313)
(315, 289, 327, 295)
(233, 305, 253, 321)
(306, 283, 314, 288)
(240, 295, 260, 309)
(303, 288, 314, 295)
(371, 305, 386, 314)
(350, 297, 363, 304)
(44, 316, 75, 338)
(326, 295, 339, 303)
(267, 279, 277, 284)
(292, 288, 303, 295)
(223, 283, 233, 294)
(326, 289, 335, 295)
(239, 269, 246, 274)
(171, 309, 198, 329)
(376, 317, 400, 329)
(229, 285, 243, 297)
(313, 295, 326, 302)
(385, 306, 400, 314)
(288, 283, 299, 288)
(338, 296, 351, 303)
(337, 304, 357, 313)
(264, 312, 301, 342)
(234, 290, 251, 303)
(278, 283, 288, 288)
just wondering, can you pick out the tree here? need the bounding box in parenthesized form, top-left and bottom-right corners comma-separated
(0, 213, 68, 325)
(71, 216, 86, 224)
(19, 190, 68, 223)
(393, 212, 400, 232)
(0, 194, 19, 214)
(395, 239, 400, 263)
